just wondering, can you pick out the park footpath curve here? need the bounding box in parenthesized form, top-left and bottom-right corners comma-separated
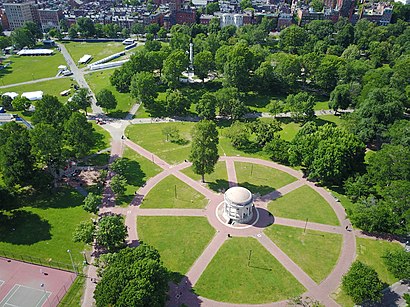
(80, 113, 358, 307)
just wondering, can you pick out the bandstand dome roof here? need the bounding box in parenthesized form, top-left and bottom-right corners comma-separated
(225, 187, 252, 205)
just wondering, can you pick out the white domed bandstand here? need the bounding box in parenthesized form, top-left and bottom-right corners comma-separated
(223, 186, 254, 224)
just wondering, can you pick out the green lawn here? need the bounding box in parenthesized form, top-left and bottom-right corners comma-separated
(194, 237, 305, 304)
(0, 53, 67, 85)
(116, 147, 162, 206)
(0, 188, 90, 268)
(333, 237, 402, 306)
(316, 115, 343, 126)
(126, 122, 195, 164)
(0, 78, 76, 105)
(235, 162, 297, 196)
(85, 69, 135, 118)
(278, 122, 301, 141)
(137, 216, 215, 281)
(141, 175, 208, 209)
(265, 224, 342, 283)
(59, 275, 85, 307)
(314, 100, 330, 111)
(181, 161, 229, 193)
(63, 41, 125, 65)
(356, 237, 402, 285)
(268, 185, 340, 226)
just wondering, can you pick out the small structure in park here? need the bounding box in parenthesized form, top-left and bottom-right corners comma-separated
(223, 186, 254, 224)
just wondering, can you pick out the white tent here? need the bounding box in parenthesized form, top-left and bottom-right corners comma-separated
(78, 54, 92, 64)
(2, 92, 19, 100)
(17, 49, 54, 56)
(58, 65, 67, 70)
(22, 91, 43, 101)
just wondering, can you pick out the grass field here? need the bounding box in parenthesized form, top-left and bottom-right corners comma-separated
(235, 162, 297, 196)
(333, 237, 402, 306)
(85, 69, 135, 118)
(63, 41, 125, 65)
(137, 216, 215, 281)
(141, 175, 208, 209)
(126, 122, 195, 164)
(194, 237, 305, 304)
(116, 147, 162, 206)
(265, 224, 342, 283)
(268, 185, 340, 226)
(181, 161, 229, 193)
(0, 78, 76, 104)
(0, 188, 90, 266)
(0, 53, 67, 85)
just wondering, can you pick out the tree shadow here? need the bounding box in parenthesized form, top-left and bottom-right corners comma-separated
(20, 188, 84, 209)
(0, 210, 51, 245)
(313, 117, 338, 127)
(107, 110, 129, 119)
(171, 138, 189, 146)
(207, 179, 229, 193)
(123, 158, 146, 187)
(239, 181, 275, 197)
(92, 130, 108, 151)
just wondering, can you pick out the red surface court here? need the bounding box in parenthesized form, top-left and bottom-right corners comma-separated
(0, 258, 76, 307)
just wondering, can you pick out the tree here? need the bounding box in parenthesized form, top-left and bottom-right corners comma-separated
(64, 112, 96, 159)
(240, 0, 252, 10)
(67, 88, 91, 115)
(206, 2, 219, 14)
(73, 220, 95, 245)
(226, 121, 251, 149)
(110, 174, 127, 197)
(196, 92, 217, 120)
(23, 21, 43, 40)
(223, 43, 254, 91)
(352, 87, 404, 146)
(342, 261, 383, 304)
(95, 215, 127, 251)
(83, 192, 102, 214)
(279, 25, 309, 55)
(94, 244, 168, 307)
(289, 124, 365, 184)
(0, 122, 34, 188)
(110, 157, 129, 176)
(250, 120, 282, 148)
(32, 95, 70, 130)
(215, 87, 247, 120)
(329, 83, 356, 112)
(267, 99, 284, 118)
(30, 123, 65, 186)
(130, 72, 158, 111)
(11, 96, 30, 111)
(270, 52, 301, 90)
(68, 26, 78, 39)
(0, 95, 12, 110)
(383, 249, 410, 280)
(193, 51, 214, 82)
(11, 27, 36, 49)
(285, 92, 315, 122)
(264, 136, 290, 164)
(96, 89, 117, 111)
(0, 36, 11, 49)
(314, 55, 345, 92)
(189, 120, 219, 182)
(76, 17, 96, 37)
(164, 89, 190, 115)
(162, 50, 189, 88)
(310, 0, 324, 12)
(384, 120, 410, 147)
(162, 126, 180, 142)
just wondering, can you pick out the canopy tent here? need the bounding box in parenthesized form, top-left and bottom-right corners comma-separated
(17, 49, 54, 56)
(78, 54, 92, 64)
(22, 91, 43, 101)
(58, 65, 67, 70)
(2, 92, 19, 100)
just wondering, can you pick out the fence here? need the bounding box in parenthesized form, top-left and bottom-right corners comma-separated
(0, 250, 79, 273)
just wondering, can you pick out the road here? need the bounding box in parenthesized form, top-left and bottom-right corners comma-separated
(57, 43, 104, 115)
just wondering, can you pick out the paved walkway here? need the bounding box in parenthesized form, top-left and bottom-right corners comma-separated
(0, 76, 68, 89)
(81, 131, 358, 307)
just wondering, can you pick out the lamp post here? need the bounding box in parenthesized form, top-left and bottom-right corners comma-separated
(81, 251, 88, 265)
(67, 249, 77, 274)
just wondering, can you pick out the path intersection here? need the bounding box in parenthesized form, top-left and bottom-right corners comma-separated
(82, 119, 357, 307)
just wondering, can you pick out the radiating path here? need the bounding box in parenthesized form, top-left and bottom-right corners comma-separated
(82, 131, 357, 307)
